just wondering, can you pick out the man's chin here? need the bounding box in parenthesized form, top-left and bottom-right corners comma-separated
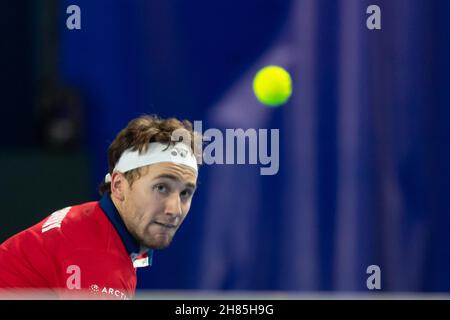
(144, 237, 173, 250)
(149, 243, 170, 250)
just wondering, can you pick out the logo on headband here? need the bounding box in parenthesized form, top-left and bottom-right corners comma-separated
(171, 146, 189, 158)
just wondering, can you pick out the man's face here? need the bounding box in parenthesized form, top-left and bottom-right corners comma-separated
(113, 162, 198, 250)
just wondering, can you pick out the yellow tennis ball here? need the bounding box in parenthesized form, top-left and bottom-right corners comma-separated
(253, 65, 292, 107)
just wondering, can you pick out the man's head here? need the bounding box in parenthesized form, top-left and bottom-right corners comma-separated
(99, 115, 202, 249)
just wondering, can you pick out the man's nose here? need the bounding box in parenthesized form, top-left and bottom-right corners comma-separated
(164, 193, 182, 217)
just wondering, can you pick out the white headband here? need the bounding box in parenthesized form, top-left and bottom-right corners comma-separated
(105, 142, 197, 183)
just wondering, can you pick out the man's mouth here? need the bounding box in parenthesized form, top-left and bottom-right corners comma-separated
(153, 221, 176, 229)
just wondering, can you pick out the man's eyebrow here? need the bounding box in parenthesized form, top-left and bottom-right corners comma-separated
(154, 174, 197, 190)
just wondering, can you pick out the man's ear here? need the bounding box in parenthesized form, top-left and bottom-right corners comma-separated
(111, 172, 126, 201)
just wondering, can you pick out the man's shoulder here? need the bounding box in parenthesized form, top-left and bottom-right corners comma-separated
(2, 200, 112, 253)
(55, 201, 102, 231)
(44, 201, 112, 247)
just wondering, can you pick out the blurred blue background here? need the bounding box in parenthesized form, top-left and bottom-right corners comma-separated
(1, 0, 449, 292)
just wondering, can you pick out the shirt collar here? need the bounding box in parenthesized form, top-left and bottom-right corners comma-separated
(99, 193, 153, 268)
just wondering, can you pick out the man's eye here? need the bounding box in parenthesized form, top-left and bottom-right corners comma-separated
(155, 184, 168, 193)
(180, 189, 193, 199)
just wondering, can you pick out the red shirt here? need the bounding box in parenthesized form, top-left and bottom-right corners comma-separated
(0, 195, 151, 299)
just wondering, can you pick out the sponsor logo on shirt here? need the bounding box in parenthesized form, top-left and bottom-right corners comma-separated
(89, 284, 130, 300)
(42, 207, 72, 233)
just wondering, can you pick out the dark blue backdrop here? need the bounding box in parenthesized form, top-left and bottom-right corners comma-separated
(60, 0, 450, 291)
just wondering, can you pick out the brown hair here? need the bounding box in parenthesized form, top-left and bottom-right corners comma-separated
(98, 115, 202, 195)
